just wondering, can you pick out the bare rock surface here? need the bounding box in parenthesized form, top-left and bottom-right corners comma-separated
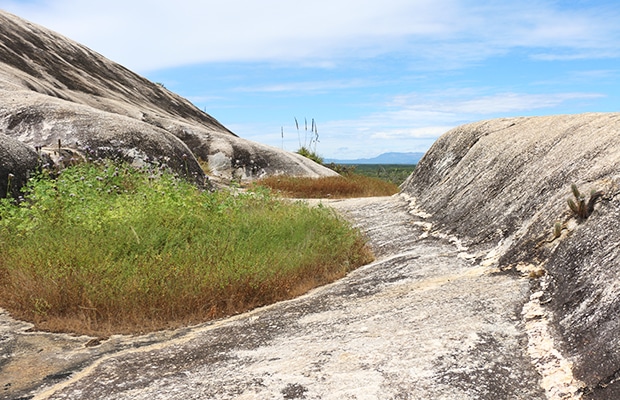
(0, 133, 39, 198)
(0, 10, 336, 189)
(402, 112, 620, 399)
(1, 195, 550, 400)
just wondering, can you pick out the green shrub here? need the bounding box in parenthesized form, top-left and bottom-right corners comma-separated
(296, 146, 324, 164)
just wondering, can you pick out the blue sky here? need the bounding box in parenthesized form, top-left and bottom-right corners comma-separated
(3, 1, 620, 159)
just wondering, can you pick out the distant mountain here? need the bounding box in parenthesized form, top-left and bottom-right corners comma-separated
(325, 152, 425, 165)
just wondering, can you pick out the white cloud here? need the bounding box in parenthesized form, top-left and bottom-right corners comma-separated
(3, 0, 620, 71)
(382, 91, 605, 117)
(300, 90, 606, 158)
(232, 79, 371, 94)
(438, 92, 606, 114)
(2, 0, 459, 70)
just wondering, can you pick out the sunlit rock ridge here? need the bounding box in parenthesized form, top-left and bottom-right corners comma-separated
(0, 9, 336, 195)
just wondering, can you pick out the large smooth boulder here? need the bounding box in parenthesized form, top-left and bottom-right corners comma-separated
(0, 91, 207, 186)
(0, 10, 337, 183)
(402, 112, 620, 399)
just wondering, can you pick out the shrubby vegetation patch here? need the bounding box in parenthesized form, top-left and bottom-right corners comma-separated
(0, 161, 372, 335)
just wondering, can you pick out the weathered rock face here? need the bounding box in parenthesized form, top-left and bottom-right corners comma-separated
(0, 92, 208, 186)
(0, 133, 40, 198)
(402, 112, 620, 399)
(0, 10, 336, 194)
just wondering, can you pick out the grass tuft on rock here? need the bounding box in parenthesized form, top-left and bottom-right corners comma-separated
(0, 161, 373, 335)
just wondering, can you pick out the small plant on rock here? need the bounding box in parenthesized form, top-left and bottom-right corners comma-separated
(553, 221, 562, 239)
(567, 184, 604, 220)
(297, 146, 323, 164)
(291, 117, 322, 164)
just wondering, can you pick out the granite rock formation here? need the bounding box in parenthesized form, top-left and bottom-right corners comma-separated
(402, 112, 620, 399)
(0, 10, 336, 194)
(4, 113, 620, 399)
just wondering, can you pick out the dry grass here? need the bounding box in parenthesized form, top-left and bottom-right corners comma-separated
(0, 162, 374, 336)
(254, 174, 399, 198)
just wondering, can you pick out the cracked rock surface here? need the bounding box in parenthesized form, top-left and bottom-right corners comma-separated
(2, 196, 548, 400)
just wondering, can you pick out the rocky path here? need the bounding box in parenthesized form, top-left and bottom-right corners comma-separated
(3, 195, 549, 399)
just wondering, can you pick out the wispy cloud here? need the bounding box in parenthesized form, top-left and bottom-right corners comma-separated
(433, 92, 605, 115)
(385, 91, 605, 116)
(4, 0, 620, 71)
(370, 127, 454, 140)
(232, 79, 371, 94)
(302, 90, 606, 158)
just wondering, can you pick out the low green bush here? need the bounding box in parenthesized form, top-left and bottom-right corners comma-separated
(296, 146, 324, 164)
